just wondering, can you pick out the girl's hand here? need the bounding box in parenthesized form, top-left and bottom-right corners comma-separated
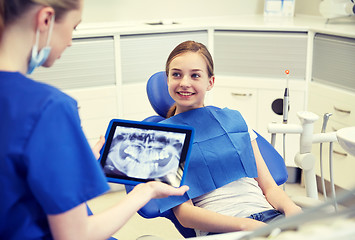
(92, 135, 105, 159)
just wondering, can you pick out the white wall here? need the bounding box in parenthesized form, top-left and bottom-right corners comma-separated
(82, 0, 264, 23)
(82, 0, 322, 23)
(295, 0, 322, 16)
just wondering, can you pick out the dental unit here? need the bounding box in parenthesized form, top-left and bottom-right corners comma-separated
(268, 71, 355, 211)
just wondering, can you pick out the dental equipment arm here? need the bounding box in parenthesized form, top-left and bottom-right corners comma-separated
(268, 111, 338, 200)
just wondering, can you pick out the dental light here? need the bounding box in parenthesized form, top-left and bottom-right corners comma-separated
(319, 0, 355, 19)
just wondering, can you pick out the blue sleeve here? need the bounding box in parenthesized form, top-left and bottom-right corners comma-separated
(24, 95, 109, 214)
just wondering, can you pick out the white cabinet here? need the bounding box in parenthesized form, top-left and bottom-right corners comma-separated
(212, 30, 308, 167)
(212, 86, 258, 130)
(309, 33, 355, 191)
(212, 77, 306, 167)
(65, 86, 119, 147)
(308, 82, 355, 190)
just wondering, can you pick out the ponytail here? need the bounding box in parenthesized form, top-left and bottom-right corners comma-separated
(166, 104, 177, 118)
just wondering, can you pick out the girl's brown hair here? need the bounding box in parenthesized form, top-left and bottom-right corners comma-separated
(165, 41, 214, 118)
(165, 40, 214, 78)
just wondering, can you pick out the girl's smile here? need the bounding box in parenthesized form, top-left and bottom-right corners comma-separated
(177, 91, 195, 97)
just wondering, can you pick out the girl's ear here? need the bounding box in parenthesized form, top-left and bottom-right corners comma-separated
(36, 7, 55, 32)
(207, 76, 215, 91)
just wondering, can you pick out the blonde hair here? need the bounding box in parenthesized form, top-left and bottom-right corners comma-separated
(0, 0, 80, 39)
(165, 41, 214, 118)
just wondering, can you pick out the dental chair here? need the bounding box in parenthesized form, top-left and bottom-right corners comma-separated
(125, 71, 289, 238)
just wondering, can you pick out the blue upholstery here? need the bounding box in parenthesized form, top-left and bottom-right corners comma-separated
(125, 71, 288, 238)
(254, 131, 288, 185)
(146, 71, 175, 118)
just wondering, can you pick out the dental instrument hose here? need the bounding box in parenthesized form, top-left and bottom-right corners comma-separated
(329, 142, 338, 212)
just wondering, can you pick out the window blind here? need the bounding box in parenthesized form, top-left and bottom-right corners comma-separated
(30, 36, 116, 90)
(313, 33, 355, 92)
(120, 31, 208, 83)
(214, 30, 307, 80)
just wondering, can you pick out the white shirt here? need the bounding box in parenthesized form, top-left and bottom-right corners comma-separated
(191, 128, 274, 236)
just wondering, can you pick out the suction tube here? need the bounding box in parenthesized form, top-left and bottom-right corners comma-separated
(320, 113, 332, 200)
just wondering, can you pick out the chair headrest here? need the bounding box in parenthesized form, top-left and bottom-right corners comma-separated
(147, 71, 175, 118)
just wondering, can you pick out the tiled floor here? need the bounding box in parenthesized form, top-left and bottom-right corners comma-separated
(87, 183, 317, 240)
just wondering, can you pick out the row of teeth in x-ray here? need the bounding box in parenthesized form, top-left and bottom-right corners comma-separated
(124, 146, 170, 161)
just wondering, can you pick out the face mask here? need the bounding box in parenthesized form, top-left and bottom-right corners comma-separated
(27, 15, 55, 75)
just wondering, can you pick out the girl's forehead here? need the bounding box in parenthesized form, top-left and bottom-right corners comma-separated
(170, 52, 207, 68)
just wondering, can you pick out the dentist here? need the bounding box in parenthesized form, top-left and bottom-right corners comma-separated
(0, 0, 188, 239)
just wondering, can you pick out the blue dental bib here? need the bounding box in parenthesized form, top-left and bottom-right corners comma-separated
(157, 106, 258, 212)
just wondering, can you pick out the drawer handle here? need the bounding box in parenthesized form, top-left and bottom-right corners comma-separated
(333, 150, 348, 157)
(231, 92, 253, 97)
(333, 106, 351, 114)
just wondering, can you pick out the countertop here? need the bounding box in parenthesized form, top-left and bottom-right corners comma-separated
(74, 14, 355, 38)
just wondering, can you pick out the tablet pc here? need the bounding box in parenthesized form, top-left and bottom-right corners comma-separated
(99, 119, 194, 187)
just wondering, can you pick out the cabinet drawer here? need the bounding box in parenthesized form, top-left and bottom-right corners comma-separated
(313, 137, 355, 190)
(212, 87, 258, 129)
(308, 82, 355, 126)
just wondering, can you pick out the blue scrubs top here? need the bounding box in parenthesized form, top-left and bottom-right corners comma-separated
(0, 72, 110, 239)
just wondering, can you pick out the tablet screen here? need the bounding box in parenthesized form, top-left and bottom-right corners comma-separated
(99, 119, 194, 187)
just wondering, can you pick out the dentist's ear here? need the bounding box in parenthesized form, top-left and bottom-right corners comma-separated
(36, 7, 55, 32)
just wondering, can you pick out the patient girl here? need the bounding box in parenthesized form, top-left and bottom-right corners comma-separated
(161, 41, 302, 236)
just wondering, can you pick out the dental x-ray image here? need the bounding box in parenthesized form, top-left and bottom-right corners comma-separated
(103, 126, 186, 187)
